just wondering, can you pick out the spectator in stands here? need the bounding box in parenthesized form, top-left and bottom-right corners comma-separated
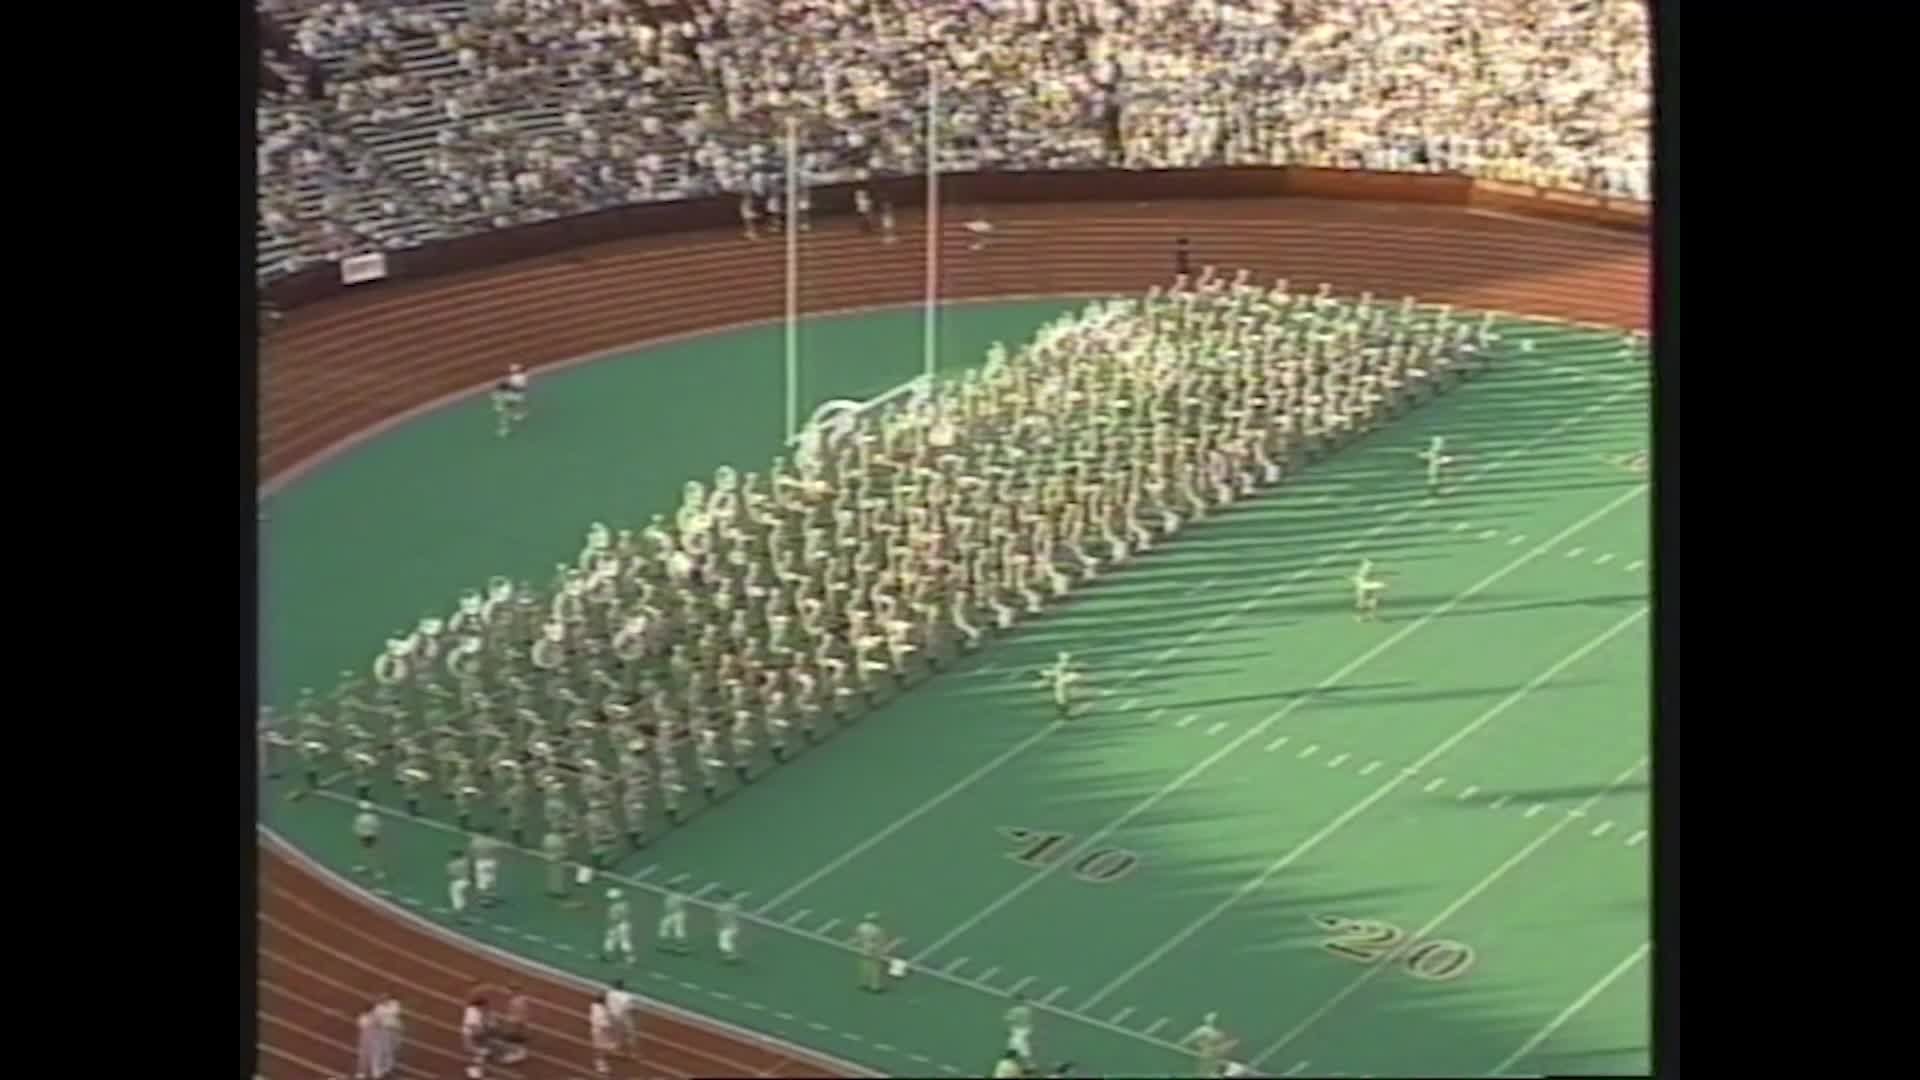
(256, 0, 1651, 282)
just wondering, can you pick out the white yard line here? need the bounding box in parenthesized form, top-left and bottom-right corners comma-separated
(1250, 756, 1649, 1064)
(1489, 943, 1651, 1075)
(750, 383, 1634, 919)
(916, 488, 1647, 971)
(752, 719, 1066, 915)
(1079, 605, 1650, 1012)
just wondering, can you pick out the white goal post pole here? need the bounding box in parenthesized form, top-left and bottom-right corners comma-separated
(923, 62, 939, 385)
(785, 115, 800, 444)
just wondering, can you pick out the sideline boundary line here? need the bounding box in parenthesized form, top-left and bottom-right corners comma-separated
(260, 294, 1113, 499)
(259, 829, 885, 1078)
(259, 301, 1640, 500)
(285, 799, 1198, 1060)
(1489, 942, 1651, 1075)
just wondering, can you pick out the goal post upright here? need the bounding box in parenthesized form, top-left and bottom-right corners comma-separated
(784, 114, 800, 444)
(923, 60, 939, 386)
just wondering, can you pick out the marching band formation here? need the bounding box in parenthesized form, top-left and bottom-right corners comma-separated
(262, 268, 1509, 868)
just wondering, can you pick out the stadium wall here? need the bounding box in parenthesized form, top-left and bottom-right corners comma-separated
(262, 167, 1650, 311)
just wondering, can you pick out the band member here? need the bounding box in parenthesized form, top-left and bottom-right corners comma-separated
(493, 364, 529, 437)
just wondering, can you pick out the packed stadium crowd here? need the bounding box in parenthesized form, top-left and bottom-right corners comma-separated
(256, 0, 1651, 280)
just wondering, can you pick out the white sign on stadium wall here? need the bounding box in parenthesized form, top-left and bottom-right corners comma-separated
(339, 252, 390, 285)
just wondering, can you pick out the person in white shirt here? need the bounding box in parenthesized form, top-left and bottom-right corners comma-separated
(740, 192, 761, 240)
(353, 1003, 384, 1080)
(459, 993, 491, 1080)
(606, 978, 640, 1058)
(373, 994, 402, 1078)
(493, 364, 529, 437)
(656, 888, 690, 953)
(589, 998, 618, 1077)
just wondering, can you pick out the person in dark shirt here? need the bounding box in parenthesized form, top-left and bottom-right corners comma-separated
(1175, 237, 1192, 277)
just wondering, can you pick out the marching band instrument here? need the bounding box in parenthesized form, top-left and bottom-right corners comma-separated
(612, 615, 648, 662)
(372, 636, 414, 686)
(445, 635, 484, 680)
(530, 621, 566, 670)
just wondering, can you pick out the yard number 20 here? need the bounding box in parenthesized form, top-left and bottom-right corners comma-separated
(1313, 914, 1475, 981)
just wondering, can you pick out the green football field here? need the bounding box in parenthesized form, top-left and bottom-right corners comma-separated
(261, 298, 1651, 1078)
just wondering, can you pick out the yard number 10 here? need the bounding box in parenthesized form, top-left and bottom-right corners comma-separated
(999, 827, 1140, 884)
